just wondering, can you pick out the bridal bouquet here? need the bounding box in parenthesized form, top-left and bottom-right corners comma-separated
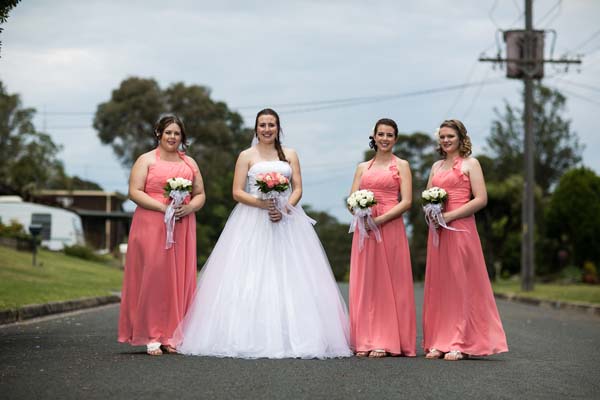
(255, 172, 316, 226)
(347, 189, 381, 251)
(255, 172, 290, 196)
(256, 171, 290, 215)
(422, 186, 460, 246)
(163, 177, 193, 249)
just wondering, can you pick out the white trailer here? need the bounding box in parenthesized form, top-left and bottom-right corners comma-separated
(0, 196, 85, 250)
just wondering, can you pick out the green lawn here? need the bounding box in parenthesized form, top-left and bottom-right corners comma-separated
(0, 245, 123, 311)
(493, 279, 600, 304)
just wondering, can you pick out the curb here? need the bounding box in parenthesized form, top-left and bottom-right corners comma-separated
(0, 295, 121, 325)
(494, 292, 600, 317)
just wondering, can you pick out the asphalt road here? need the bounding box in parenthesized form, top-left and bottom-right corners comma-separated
(1, 284, 599, 400)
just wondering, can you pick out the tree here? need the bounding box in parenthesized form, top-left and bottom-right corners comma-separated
(0, 82, 67, 198)
(545, 168, 600, 269)
(0, 0, 20, 58)
(94, 77, 255, 263)
(486, 84, 583, 195)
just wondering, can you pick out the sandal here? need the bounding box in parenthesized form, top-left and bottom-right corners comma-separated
(355, 351, 370, 357)
(146, 342, 163, 356)
(368, 349, 388, 358)
(444, 350, 468, 361)
(161, 344, 178, 354)
(425, 348, 443, 359)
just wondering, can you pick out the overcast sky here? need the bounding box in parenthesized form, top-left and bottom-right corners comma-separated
(2, 0, 599, 222)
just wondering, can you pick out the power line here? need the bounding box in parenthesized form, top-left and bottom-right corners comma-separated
(38, 79, 507, 120)
(445, 62, 480, 117)
(554, 79, 600, 93)
(551, 85, 600, 107)
(463, 69, 492, 120)
(275, 79, 508, 115)
(536, 0, 562, 27)
(569, 28, 600, 54)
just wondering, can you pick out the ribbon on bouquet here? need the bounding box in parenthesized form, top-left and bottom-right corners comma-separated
(267, 193, 316, 226)
(423, 203, 465, 247)
(164, 190, 191, 249)
(349, 207, 382, 251)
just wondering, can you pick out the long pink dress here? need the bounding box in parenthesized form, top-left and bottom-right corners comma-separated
(423, 157, 508, 356)
(118, 148, 197, 346)
(349, 157, 416, 356)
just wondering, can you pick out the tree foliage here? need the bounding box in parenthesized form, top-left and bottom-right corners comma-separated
(480, 84, 586, 278)
(0, 0, 20, 57)
(0, 82, 65, 197)
(486, 84, 583, 195)
(0, 81, 103, 197)
(545, 168, 600, 269)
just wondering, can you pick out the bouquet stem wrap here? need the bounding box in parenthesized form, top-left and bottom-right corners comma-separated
(423, 203, 464, 247)
(265, 192, 316, 226)
(349, 207, 381, 251)
(164, 190, 190, 249)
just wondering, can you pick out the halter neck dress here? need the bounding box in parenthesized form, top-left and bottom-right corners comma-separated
(349, 157, 416, 356)
(118, 148, 198, 346)
(423, 157, 508, 356)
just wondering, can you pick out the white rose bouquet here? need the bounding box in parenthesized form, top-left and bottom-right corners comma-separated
(347, 189, 381, 251)
(163, 177, 193, 249)
(422, 186, 462, 246)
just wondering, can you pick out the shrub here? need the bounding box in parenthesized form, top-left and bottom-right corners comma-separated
(63, 245, 106, 262)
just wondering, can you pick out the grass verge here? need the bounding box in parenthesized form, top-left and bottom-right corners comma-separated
(0, 245, 123, 311)
(493, 279, 600, 304)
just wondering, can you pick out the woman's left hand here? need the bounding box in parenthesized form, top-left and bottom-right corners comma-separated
(175, 204, 195, 220)
(268, 199, 282, 222)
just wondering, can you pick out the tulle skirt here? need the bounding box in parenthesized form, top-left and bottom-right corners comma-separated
(172, 203, 352, 359)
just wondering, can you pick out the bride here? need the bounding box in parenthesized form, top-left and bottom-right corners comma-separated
(172, 108, 352, 359)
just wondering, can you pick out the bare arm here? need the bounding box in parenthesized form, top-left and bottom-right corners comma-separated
(347, 163, 366, 214)
(231, 151, 270, 209)
(443, 157, 488, 223)
(174, 157, 206, 219)
(426, 160, 442, 190)
(373, 159, 413, 225)
(128, 153, 168, 213)
(286, 149, 302, 207)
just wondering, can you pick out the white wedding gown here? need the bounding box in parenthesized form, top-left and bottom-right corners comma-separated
(174, 160, 352, 359)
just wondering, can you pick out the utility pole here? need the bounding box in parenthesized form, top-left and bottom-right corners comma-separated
(479, 0, 581, 291)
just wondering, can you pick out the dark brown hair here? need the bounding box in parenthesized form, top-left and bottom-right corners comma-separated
(369, 118, 398, 151)
(155, 115, 188, 151)
(255, 108, 287, 162)
(436, 119, 472, 158)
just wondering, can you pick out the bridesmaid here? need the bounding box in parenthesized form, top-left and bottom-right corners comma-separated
(348, 118, 416, 358)
(118, 115, 206, 355)
(423, 119, 508, 361)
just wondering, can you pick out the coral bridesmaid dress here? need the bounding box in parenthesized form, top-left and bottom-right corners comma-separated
(423, 157, 508, 356)
(349, 157, 416, 356)
(118, 148, 198, 346)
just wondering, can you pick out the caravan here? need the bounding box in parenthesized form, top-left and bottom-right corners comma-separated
(0, 196, 85, 250)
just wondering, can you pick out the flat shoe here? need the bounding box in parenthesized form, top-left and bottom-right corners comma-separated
(425, 348, 443, 359)
(444, 350, 468, 361)
(368, 349, 387, 358)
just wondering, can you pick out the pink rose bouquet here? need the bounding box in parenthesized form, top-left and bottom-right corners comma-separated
(255, 172, 290, 195)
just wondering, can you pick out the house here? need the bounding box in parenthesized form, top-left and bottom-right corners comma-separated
(0, 196, 85, 250)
